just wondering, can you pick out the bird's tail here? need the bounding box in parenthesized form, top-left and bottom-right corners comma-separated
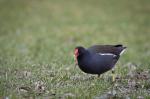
(114, 44, 127, 55)
(120, 46, 127, 55)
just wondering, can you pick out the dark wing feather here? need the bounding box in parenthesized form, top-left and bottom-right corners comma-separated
(88, 45, 126, 55)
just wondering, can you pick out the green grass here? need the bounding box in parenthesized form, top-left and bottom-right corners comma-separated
(0, 0, 150, 98)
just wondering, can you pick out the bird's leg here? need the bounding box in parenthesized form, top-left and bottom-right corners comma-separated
(111, 69, 115, 82)
(111, 69, 116, 97)
(97, 74, 100, 78)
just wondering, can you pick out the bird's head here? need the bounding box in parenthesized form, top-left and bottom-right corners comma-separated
(74, 46, 86, 65)
(74, 46, 86, 58)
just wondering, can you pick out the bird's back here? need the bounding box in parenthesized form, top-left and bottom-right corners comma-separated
(88, 44, 126, 56)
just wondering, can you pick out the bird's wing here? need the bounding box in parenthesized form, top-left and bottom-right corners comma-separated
(88, 44, 126, 55)
(91, 53, 119, 69)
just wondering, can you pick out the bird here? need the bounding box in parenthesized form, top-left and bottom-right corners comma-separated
(74, 44, 126, 78)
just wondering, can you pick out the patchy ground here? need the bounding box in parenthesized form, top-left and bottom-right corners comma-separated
(0, 0, 150, 98)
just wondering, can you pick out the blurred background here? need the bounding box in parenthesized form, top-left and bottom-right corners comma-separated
(0, 0, 150, 98)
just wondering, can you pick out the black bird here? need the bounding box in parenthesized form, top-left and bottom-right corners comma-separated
(74, 44, 126, 77)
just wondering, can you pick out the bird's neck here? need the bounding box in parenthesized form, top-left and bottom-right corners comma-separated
(77, 51, 91, 66)
(77, 51, 91, 73)
(77, 50, 90, 59)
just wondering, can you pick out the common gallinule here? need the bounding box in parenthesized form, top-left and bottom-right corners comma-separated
(74, 44, 126, 77)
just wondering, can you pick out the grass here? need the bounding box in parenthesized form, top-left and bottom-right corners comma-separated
(0, 0, 150, 98)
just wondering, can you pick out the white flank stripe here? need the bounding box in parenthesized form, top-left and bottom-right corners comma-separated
(98, 53, 116, 57)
